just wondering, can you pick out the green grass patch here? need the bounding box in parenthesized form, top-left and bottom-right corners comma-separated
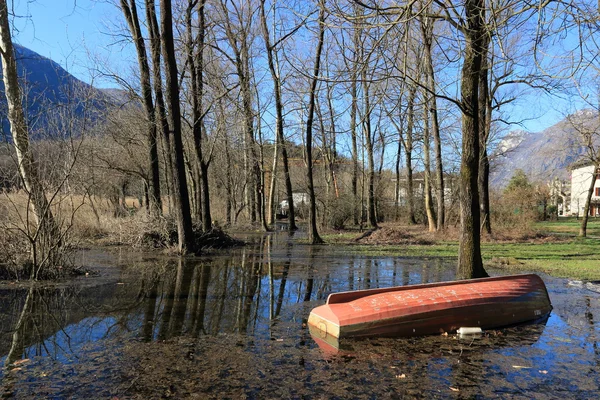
(535, 218, 600, 237)
(332, 237, 600, 280)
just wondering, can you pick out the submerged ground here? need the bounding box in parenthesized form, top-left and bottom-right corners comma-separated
(1, 229, 599, 398)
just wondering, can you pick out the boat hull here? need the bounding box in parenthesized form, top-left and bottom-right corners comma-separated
(307, 274, 552, 339)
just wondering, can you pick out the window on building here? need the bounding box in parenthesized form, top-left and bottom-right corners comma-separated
(596, 187, 600, 197)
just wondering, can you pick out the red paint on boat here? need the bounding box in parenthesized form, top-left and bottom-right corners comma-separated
(308, 274, 552, 340)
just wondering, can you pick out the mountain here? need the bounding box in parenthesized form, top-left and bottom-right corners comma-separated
(490, 110, 599, 187)
(0, 45, 125, 138)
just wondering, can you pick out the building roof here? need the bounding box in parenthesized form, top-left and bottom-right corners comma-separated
(568, 159, 598, 171)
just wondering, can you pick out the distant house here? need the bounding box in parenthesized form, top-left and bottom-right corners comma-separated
(548, 177, 570, 216)
(278, 192, 309, 217)
(393, 173, 458, 206)
(569, 161, 600, 216)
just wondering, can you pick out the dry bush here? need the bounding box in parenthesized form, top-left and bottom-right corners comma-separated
(322, 194, 354, 229)
(490, 189, 539, 237)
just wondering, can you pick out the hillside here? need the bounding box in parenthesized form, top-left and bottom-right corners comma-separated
(490, 110, 599, 187)
(0, 45, 124, 137)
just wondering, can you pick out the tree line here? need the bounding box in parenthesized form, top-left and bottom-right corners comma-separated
(0, 0, 598, 279)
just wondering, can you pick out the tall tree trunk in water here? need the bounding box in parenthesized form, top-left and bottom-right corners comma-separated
(160, 0, 195, 252)
(266, 24, 298, 230)
(579, 165, 598, 237)
(120, 0, 162, 217)
(0, 1, 62, 275)
(478, 35, 492, 235)
(394, 124, 403, 221)
(187, 0, 212, 232)
(220, 1, 259, 224)
(259, 0, 291, 228)
(267, 135, 278, 226)
(405, 85, 417, 224)
(146, 0, 174, 216)
(325, 78, 339, 199)
(361, 69, 378, 229)
(255, 91, 270, 232)
(457, 0, 488, 280)
(222, 104, 234, 226)
(422, 91, 436, 232)
(420, 14, 444, 230)
(305, 1, 326, 244)
(350, 8, 360, 226)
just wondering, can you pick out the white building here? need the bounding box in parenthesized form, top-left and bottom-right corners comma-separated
(570, 161, 600, 216)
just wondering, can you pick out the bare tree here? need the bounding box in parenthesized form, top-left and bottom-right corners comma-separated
(420, 9, 444, 230)
(160, 0, 195, 252)
(118, 0, 162, 217)
(0, 0, 63, 275)
(259, 0, 300, 231)
(305, 0, 326, 244)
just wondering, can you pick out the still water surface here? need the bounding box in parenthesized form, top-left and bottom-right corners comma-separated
(1, 232, 599, 398)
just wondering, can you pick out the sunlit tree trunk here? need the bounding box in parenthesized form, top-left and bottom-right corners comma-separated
(146, 0, 173, 215)
(478, 35, 492, 235)
(0, 1, 62, 274)
(420, 14, 445, 230)
(186, 0, 212, 231)
(422, 91, 436, 232)
(119, 0, 162, 217)
(457, 0, 488, 280)
(219, 0, 259, 225)
(305, 1, 326, 244)
(160, 0, 195, 252)
(350, 9, 360, 226)
(394, 122, 403, 220)
(361, 69, 378, 229)
(405, 85, 417, 224)
(579, 165, 598, 237)
(259, 0, 297, 231)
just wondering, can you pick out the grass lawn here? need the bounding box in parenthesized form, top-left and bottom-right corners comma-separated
(535, 218, 600, 237)
(322, 223, 600, 281)
(340, 239, 600, 280)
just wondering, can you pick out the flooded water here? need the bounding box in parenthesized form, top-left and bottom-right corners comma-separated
(1, 231, 599, 398)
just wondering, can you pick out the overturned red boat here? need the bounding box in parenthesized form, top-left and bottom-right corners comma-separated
(308, 274, 552, 339)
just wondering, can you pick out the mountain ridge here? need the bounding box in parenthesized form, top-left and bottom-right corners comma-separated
(0, 44, 125, 137)
(490, 110, 599, 187)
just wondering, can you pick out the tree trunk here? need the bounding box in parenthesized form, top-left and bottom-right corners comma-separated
(160, 0, 195, 252)
(186, 0, 212, 232)
(579, 165, 598, 237)
(258, 0, 297, 231)
(422, 91, 436, 232)
(146, 0, 174, 216)
(456, 0, 488, 280)
(0, 1, 62, 275)
(478, 35, 492, 235)
(395, 124, 403, 221)
(223, 113, 234, 226)
(267, 138, 278, 226)
(350, 11, 360, 226)
(325, 80, 338, 198)
(362, 69, 378, 229)
(420, 15, 445, 230)
(255, 95, 270, 232)
(405, 85, 417, 224)
(120, 0, 162, 217)
(305, 1, 326, 245)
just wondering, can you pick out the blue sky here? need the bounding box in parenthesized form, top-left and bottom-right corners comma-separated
(10, 0, 125, 88)
(7, 0, 582, 134)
